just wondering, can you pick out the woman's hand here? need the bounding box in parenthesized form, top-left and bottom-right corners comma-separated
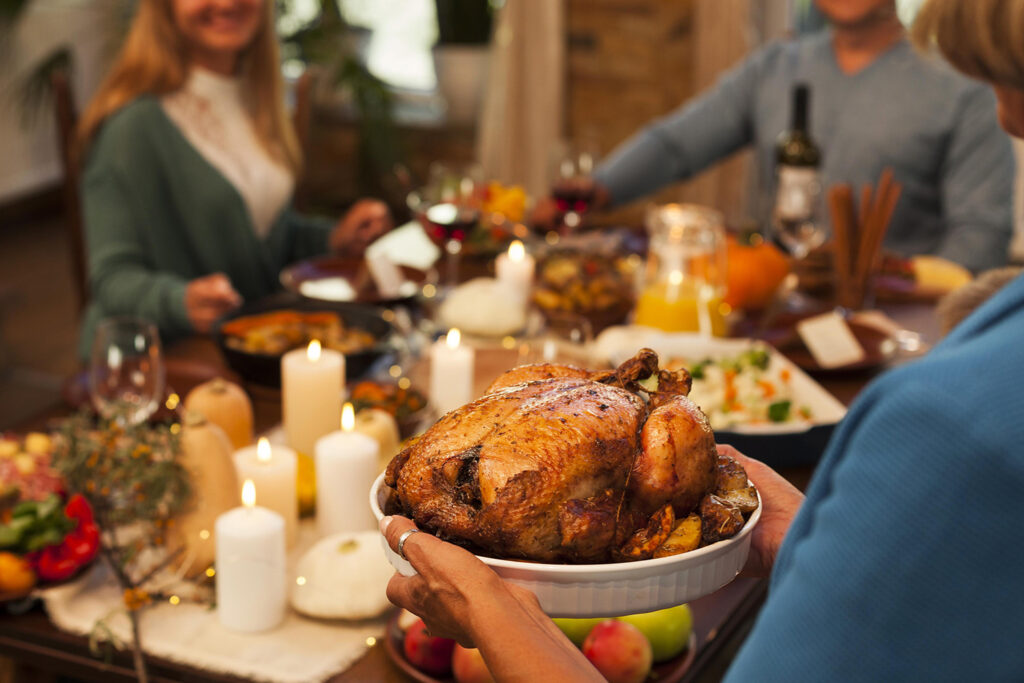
(381, 515, 528, 646)
(184, 273, 242, 333)
(330, 199, 393, 257)
(380, 516, 604, 681)
(718, 444, 805, 577)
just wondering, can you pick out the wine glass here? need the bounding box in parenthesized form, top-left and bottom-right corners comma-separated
(88, 317, 165, 425)
(550, 139, 600, 232)
(771, 172, 825, 313)
(411, 162, 484, 291)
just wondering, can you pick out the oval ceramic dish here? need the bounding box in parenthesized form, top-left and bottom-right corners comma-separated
(369, 473, 760, 618)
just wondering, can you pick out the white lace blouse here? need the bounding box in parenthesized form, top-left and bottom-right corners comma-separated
(162, 68, 294, 238)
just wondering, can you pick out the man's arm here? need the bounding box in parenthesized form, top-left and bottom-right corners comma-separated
(936, 85, 1014, 272)
(724, 380, 1022, 682)
(593, 47, 769, 207)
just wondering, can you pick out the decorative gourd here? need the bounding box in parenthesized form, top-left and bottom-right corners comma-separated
(183, 378, 253, 449)
(724, 233, 791, 311)
(353, 409, 401, 473)
(172, 411, 239, 578)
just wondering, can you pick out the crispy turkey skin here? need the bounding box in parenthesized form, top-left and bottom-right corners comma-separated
(385, 350, 720, 562)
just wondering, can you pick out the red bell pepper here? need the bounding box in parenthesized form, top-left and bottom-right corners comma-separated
(34, 544, 79, 582)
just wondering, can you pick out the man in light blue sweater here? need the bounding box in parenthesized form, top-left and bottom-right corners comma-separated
(590, 0, 1013, 272)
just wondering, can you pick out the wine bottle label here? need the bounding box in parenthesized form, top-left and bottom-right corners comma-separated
(775, 166, 820, 220)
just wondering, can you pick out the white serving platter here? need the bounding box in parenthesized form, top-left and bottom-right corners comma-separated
(594, 327, 848, 436)
(370, 473, 760, 618)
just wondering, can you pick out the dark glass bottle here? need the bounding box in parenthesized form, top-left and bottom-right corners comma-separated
(773, 84, 823, 257)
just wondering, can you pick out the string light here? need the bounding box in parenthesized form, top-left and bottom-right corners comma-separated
(169, 595, 180, 605)
(205, 567, 216, 578)
(165, 393, 180, 410)
(296, 576, 307, 586)
(199, 529, 210, 540)
(365, 637, 377, 647)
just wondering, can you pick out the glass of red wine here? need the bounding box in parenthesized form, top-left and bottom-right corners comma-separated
(411, 162, 484, 291)
(550, 139, 599, 232)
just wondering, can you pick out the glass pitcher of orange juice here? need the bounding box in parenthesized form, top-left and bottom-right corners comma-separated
(634, 204, 728, 336)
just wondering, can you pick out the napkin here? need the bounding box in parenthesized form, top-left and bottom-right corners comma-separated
(365, 221, 441, 271)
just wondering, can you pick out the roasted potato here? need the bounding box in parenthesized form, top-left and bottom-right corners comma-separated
(717, 485, 759, 514)
(617, 504, 675, 561)
(700, 494, 745, 544)
(715, 453, 749, 491)
(653, 513, 702, 558)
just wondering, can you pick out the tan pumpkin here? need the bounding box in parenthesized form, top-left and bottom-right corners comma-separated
(173, 411, 239, 578)
(183, 378, 254, 449)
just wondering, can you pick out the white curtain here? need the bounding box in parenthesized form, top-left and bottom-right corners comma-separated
(476, 0, 564, 199)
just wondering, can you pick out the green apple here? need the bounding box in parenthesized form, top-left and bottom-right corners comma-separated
(553, 617, 605, 647)
(616, 604, 692, 663)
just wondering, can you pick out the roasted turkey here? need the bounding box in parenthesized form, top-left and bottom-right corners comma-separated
(384, 349, 752, 563)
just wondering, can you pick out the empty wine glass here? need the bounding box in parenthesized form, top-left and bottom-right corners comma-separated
(88, 317, 165, 425)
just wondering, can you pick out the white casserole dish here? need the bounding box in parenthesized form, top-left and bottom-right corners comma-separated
(369, 472, 760, 617)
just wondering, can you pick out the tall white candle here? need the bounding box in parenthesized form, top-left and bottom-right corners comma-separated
(215, 480, 286, 633)
(314, 403, 380, 537)
(430, 329, 475, 416)
(495, 240, 535, 303)
(282, 340, 344, 456)
(234, 438, 298, 546)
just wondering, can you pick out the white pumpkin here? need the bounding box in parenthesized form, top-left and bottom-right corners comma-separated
(290, 531, 394, 619)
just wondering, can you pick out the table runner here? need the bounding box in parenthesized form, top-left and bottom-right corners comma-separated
(41, 520, 388, 683)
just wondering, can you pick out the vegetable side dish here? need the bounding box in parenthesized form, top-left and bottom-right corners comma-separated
(221, 310, 377, 355)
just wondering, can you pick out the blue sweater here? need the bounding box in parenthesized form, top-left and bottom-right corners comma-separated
(594, 32, 1014, 272)
(725, 272, 1024, 681)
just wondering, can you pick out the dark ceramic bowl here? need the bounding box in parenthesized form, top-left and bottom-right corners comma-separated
(215, 294, 393, 388)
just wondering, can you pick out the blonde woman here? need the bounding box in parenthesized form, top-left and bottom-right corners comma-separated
(77, 0, 391, 355)
(378, 1, 1024, 680)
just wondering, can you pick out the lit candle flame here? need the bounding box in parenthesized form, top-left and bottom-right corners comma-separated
(446, 328, 461, 349)
(307, 339, 322, 362)
(242, 479, 256, 508)
(257, 437, 272, 463)
(508, 240, 525, 262)
(342, 402, 355, 432)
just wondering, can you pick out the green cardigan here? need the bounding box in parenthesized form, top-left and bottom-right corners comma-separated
(79, 96, 332, 358)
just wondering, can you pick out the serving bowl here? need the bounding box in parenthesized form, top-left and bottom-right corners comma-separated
(215, 295, 393, 387)
(369, 473, 760, 618)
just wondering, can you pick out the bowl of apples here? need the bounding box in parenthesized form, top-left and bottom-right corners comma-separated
(385, 605, 697, 683)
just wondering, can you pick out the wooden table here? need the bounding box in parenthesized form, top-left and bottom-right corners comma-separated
(0, 301, 941, 682)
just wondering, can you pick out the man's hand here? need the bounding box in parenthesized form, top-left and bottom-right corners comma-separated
(718, 444, 805, 578)
(330, 199, 393, 257)
(184, 273, 242, 333)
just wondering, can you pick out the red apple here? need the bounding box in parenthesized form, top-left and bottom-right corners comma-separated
(452, 644, 496, 683)
(403, 618, 455, 676)
(582, 620, 653, 683)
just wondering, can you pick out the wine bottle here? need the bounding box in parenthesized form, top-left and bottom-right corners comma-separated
(773, 83, 823, 257)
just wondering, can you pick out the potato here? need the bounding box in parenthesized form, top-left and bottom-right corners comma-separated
(715, 454, 749, 491)
(700, 495, 745, 544)
(653, 513, 702, 558)
(717, 486, 759, 514)
(618, 504, 675, 560)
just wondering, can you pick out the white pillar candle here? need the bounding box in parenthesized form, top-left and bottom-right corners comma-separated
(429, 328, 475, 416)
(495, 240, 535, 303)
(314, 403, 380, 537)
(282, 340, 344, 456)
(234, 438, 298, 546)
(215, 480, 286, 633)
